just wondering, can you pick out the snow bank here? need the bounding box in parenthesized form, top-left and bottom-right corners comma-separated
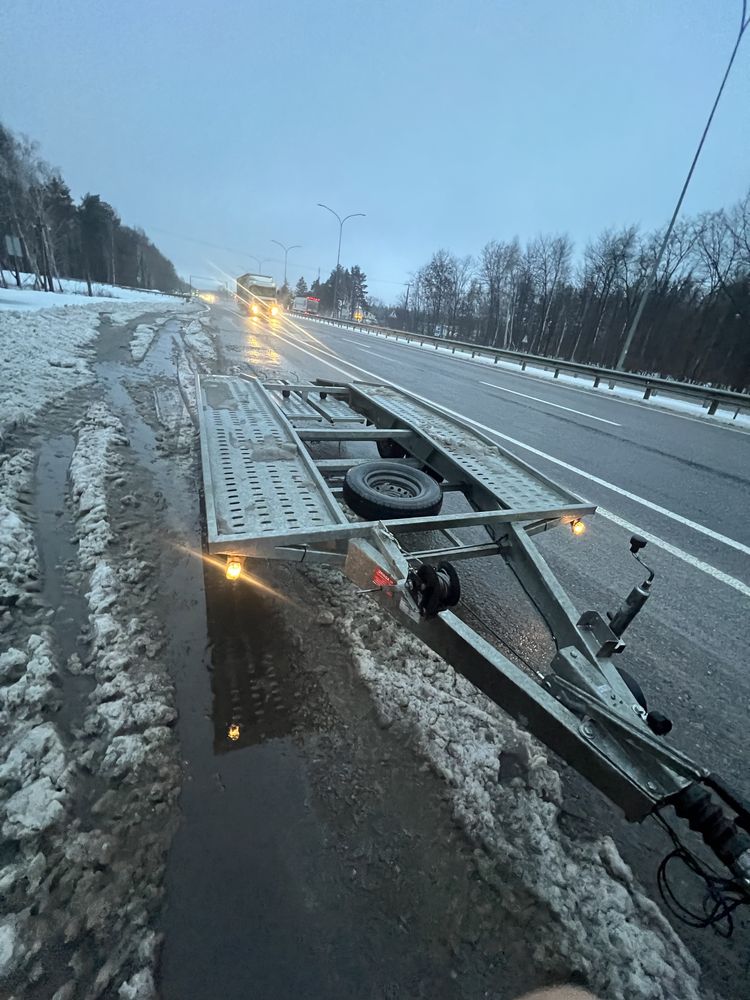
(0, 451, 38, 603)
(0, 272, 184, 312)
(0, 444, 76, 989)
(305, 566, 704, 1000)
(182, 316, 218, 364)
(0, 299, 193, 440)
(0, 401, 179, 996)
(69, 403, 129, 568)
(129, 323, 156, 361)
(64, 403, 179, 993)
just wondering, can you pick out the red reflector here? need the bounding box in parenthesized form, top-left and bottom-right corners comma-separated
(372, 568, 396, 587)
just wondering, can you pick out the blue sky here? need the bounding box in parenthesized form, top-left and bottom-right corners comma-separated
(3, 0, 749, 298)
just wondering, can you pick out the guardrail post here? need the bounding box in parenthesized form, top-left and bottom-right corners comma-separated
(554, 368, 560, 379)
(494, 355, 498, 363)
(708, 398, 718, 415)
(643, 385, 652, 400)
(608, 380, 615, 390)
(593, 375, 601, 388)
(521, 360, 527, 371)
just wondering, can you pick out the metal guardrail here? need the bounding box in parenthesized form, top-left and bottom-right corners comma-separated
(293, 312, 750, 419)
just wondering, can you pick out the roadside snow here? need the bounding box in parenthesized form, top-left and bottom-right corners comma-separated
(0, 272, 184, 312)
(69, 403, 129, 568)
(0, 394, 179, 994)
(0, 299, 193, 440)
(0, 447, 76, 988)
(0, 451, 38, 602)
(65, 403, 179, 991)
(306, 566, 705, 1000)
(129, 324, 156, 361)
(182, 317, 217, 364)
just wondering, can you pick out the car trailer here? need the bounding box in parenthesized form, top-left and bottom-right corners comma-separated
(196, 373, 750, 927)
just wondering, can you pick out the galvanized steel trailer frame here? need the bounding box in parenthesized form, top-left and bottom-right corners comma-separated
(196, 373, 750, 888)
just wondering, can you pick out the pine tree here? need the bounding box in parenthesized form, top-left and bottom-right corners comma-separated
(349, 265, 368, 317)
(294, 276, 308, 297)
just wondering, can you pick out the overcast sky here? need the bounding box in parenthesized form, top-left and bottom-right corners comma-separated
(3, 0, 749, 298)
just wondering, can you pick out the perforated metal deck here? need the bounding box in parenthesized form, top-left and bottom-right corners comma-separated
(351, 384, 575, 510)
(198, 376, 346, 547)
(269, 386, 368, 427)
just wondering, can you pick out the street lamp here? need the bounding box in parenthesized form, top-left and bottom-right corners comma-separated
(270, 240, 301, 287)
(246, 255, 268, 272)
(317, 203, 365, 317)
(617, 1, 750, 370)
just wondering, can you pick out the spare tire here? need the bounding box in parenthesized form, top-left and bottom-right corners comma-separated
(343, 461, 443, 520)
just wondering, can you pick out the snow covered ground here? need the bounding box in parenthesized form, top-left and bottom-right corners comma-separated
(0, 296, 198, 996)
(0, 299, 192, 441)
(304, 566, 705, 1000)
(0, 272, 184, 313)
(305, 317, 750, 428)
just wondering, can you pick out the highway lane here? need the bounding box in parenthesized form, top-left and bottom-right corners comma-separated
(210, 303, 749, 989)
(215, 305, 750, 574)
(291, 316, 750, 565)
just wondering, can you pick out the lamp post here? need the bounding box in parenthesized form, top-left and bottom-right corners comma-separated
(317, 203, 365, 317)
(246, 256, 268, 272)
(270, 240, 301, 287)
(617, 1, 750, 370)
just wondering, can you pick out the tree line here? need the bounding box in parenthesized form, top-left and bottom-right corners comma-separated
(294, 265, 368, 316)
(396, 192, 750, 389)
(0, 121, 184, 295)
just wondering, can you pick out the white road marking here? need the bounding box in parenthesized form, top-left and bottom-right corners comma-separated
(432, 406, 750, 558)
(597, 508, 750, 598)
(479, 381, 621, 426)
(273, 330, 750, 590)
(338, 338, 381, 356)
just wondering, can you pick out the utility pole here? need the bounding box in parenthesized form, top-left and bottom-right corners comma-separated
(317, 203, 365, 317)
(270, 240, 301, 287)
(617, 1, 749, 370)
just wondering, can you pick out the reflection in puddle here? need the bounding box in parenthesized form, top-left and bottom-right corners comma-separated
(202, 561, 307, 754)
(243, 322, 282, 368)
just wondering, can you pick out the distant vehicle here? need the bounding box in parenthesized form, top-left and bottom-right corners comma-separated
(236, 273, 280, 317)
(352, 308, 378, 324)
(292, 295, 320, 315)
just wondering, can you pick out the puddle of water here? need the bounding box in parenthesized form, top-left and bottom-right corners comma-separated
(158, 560, 347, 1000)
(34, 432, 94, 717)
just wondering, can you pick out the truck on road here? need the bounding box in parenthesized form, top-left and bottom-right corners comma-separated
(292, 295, 320, 315)
(236, 273, 280, 317)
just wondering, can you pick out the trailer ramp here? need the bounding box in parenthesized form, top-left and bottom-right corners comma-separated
(197, 376, 348, 547)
